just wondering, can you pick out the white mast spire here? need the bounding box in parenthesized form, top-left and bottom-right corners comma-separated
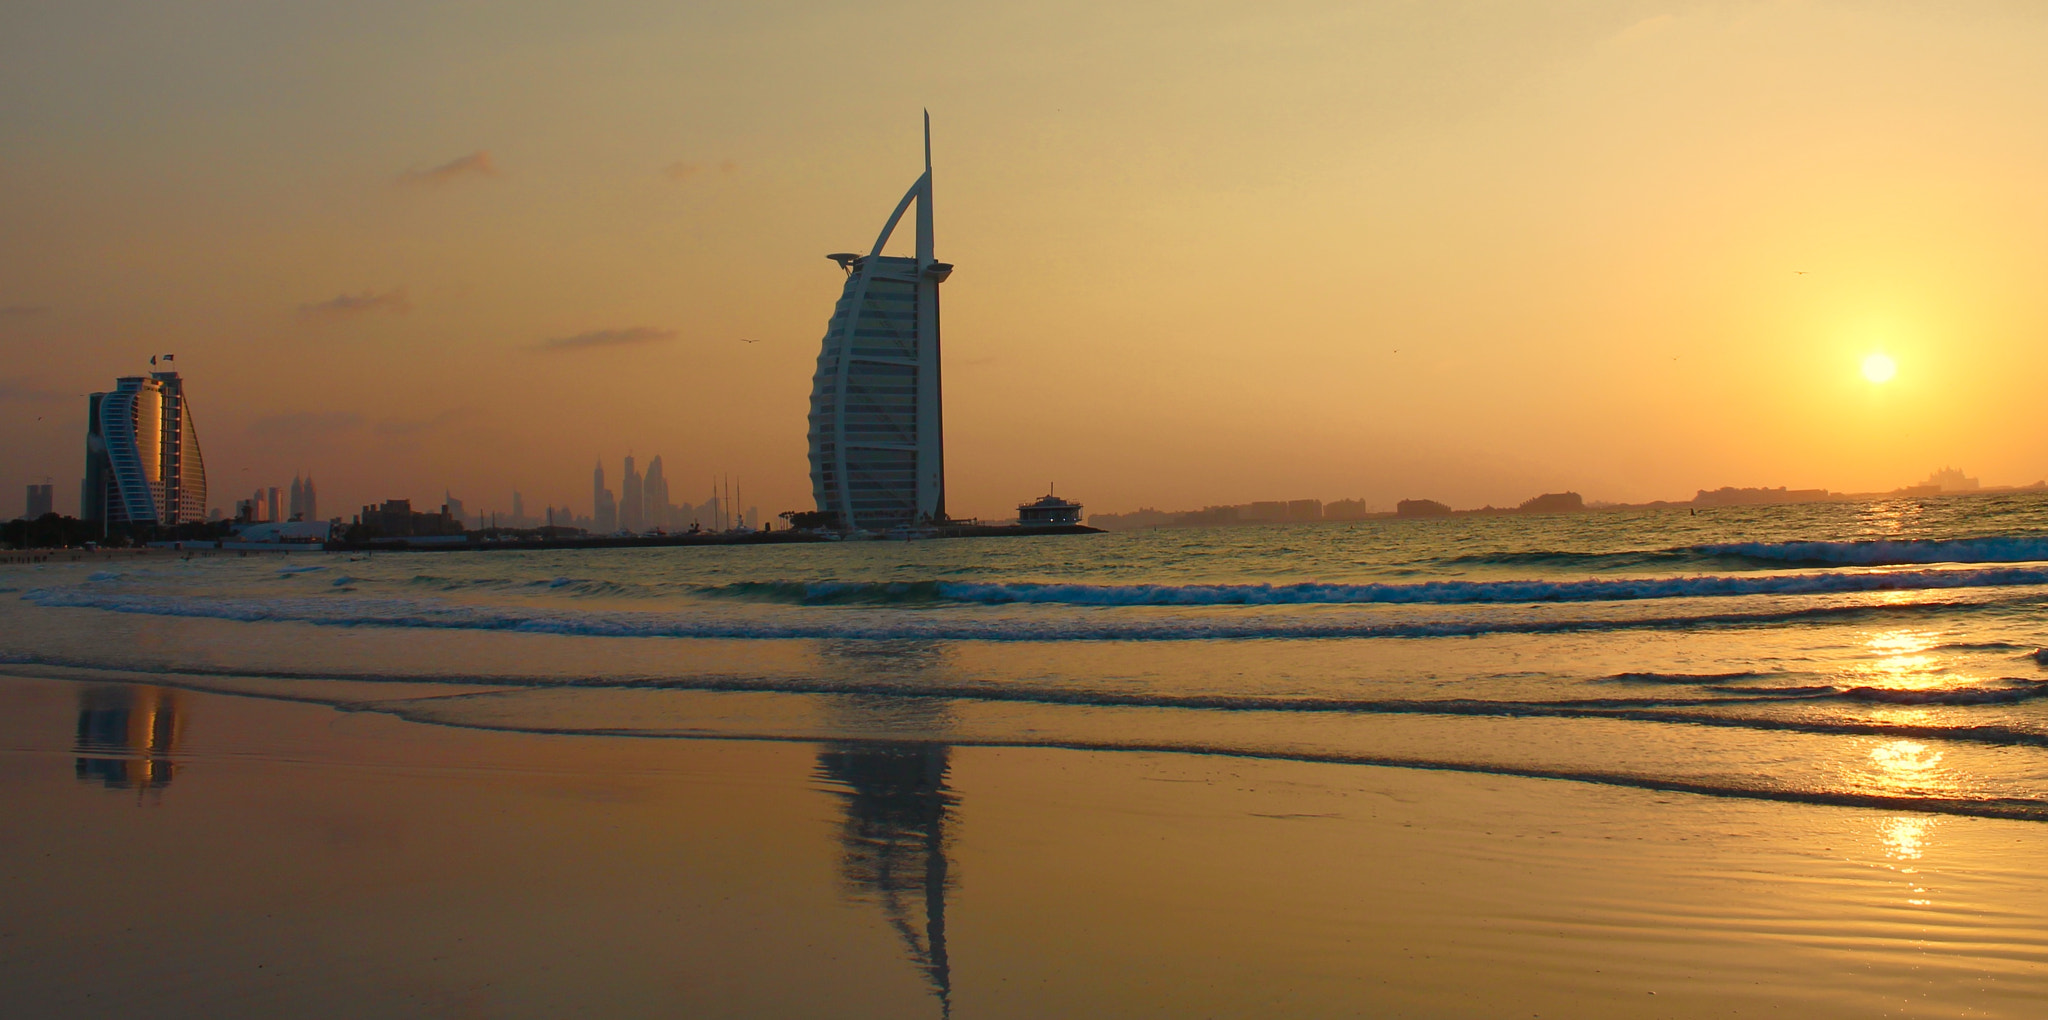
(916, 110, 934, 265)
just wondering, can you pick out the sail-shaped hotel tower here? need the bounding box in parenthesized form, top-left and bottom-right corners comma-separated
(806, 117, 954, 530)
(82, 370, 208, 531)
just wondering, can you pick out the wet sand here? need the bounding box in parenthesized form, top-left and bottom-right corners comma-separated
(2, 674, 2043, 1018)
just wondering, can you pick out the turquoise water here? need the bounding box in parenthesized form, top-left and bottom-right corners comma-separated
(8, 492, 2048, 819)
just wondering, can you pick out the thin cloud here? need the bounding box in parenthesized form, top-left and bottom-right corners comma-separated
(299, 289, 411, 320)
(0, 304, 49, 318)
(374, 407, 471, 437)
(398, 151, 498, 187)
(247, 410, 364, 439)
(1610, 13, 1676, 44)
(538, 326, 677, 352)
(663, 159, 736, 182)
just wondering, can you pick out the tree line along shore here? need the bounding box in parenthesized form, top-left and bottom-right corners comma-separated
(1085, 479, 2048, 532)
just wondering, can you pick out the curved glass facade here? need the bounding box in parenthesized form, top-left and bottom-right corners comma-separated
(807, 129, 949, 531)
(83, 372, 207, 529)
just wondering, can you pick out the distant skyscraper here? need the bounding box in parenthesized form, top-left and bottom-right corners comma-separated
(645, 456, 669, 530)
(808, 115, 951, 530)
(592, 462, 617, 533)
(444, 491, 467, 528)
(303, 475, 317, 521)
(621, 455, 644, 533)
(288, 476, 305, 521)
(266, 486, 281, 524)
(512, 490, 525, 525)
(24, 483, 54, 520)
(83, 370, 208, 530)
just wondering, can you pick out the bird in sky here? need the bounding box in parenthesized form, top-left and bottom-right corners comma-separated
(739, 338, 758, 344)
(1793, 271, 1808, 275)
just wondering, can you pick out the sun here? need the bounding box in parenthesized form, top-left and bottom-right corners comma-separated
(1862, 352, 1898, 384)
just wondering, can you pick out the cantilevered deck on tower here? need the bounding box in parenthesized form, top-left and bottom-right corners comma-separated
(807, 115, 953, 531)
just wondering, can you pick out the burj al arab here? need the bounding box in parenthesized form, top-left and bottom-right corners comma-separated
(805, 115, 954, 531)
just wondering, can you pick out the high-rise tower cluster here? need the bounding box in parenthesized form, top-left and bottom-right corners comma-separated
(592, 454, 716, 533)
(289, 475, 319, 521)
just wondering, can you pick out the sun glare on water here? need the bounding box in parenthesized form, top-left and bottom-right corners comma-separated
(1862, 352, 1898, 384)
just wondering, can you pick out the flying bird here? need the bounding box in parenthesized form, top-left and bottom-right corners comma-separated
(739, 338, 758, 344)
(1793, 271, 1808, 275)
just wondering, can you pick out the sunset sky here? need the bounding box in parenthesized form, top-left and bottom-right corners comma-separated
(6, 1, 2048, 521)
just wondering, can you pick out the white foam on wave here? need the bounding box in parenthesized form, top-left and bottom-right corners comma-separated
(12, 584, 1999, 643)
(732, 565, 2048, 607)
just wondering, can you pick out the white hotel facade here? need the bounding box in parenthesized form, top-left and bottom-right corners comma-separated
(806, 118, 953, 531)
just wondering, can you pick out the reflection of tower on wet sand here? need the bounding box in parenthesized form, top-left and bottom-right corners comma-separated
(816, 741, 955, 1016)
(75, 685, 182, 792)
(812, 640, 958, 1012)
(814, 640, 958, 738)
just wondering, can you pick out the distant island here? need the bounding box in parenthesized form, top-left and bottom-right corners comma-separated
(1086, 468, 2048, 532)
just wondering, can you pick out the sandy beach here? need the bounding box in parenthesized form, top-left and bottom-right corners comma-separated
(4, 672, 2042, 1018)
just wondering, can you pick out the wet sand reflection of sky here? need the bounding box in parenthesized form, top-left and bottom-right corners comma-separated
(1877, 815, 1939, 906)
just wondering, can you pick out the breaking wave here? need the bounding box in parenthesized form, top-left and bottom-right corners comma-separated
(699, 566, 2048, 607)
(14, 585, 2016, 642)
(6, 655, 2047, 745)
(1692, 536, 2048, 566)
(1445, 535, 2048, 572)
(5, 658, 2048, 821)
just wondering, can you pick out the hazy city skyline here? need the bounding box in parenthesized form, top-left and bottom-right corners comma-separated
(8, 3, 2048, 520)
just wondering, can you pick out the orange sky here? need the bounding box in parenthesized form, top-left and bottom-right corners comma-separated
(6, 1, 2048, 522)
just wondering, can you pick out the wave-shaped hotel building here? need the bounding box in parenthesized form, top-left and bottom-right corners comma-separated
(806, 117, 954, 531)
(83, 370, 208, 531)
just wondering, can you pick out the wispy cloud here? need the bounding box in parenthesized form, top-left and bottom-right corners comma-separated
(537, 326, 676, 352)
(374, 408, 471, 437)
(662, 159, 737, 182)
(398, 151, 498, 187)
(299, 289, 410, 320)
(0, 304, 49, 318)
(247, 410, 364, 439)
(1609, 13, 1676, 45)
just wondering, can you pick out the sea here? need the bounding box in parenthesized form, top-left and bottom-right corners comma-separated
(8, 492, 2048, 823)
